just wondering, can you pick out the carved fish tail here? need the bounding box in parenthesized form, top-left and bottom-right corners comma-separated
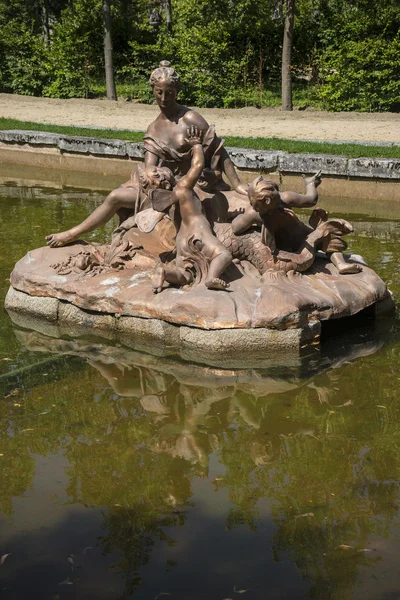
(274, 245, 316, 273)
(214, 223, 273, 274)
(249, 235, 275, 274)
(185, 235, 210, 284)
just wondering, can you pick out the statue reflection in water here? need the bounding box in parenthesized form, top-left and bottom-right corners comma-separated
(7, 314, 397, 599)
(14, 312, 391, 472)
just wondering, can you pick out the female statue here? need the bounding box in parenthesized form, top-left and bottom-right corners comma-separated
(144, 60, 248, 197)
(45, 60, 247, 248)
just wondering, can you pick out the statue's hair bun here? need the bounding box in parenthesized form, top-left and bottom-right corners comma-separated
(149, 60, 180, 87)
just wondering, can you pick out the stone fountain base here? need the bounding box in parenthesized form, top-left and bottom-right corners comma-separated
(5, 229, 394, 367)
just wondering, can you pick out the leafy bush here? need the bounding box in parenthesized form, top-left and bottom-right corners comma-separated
(0, 0, 399, 113)
(0, 21, 49, 95)
(315, 36, 400, 111)
(43, 0, 103, 98)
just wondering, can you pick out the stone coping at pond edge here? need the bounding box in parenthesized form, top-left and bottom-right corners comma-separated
(1, 129, 400, 181)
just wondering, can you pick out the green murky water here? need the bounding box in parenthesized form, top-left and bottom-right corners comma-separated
(1, 180, 400, 599)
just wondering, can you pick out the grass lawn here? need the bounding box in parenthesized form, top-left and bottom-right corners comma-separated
(0, 117, 398, 159)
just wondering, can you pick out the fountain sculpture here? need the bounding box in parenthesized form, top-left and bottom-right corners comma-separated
(5, 61, 394, 362)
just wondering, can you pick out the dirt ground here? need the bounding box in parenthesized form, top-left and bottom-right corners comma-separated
(0, 93, 399, 142)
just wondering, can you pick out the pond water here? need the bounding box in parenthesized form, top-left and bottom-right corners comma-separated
(1, 180, 400, 600)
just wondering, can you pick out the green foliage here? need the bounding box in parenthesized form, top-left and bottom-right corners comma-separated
(0, 21, 49, 95)
(102, 0, 285, 108)
(43, 0, 103, 98)
(312, 0, 400, 111)
(315, 36, 400, 112)
(0, 0, 50, 95)
(152, 0, 281, 108)
(0, 0, 399, 111)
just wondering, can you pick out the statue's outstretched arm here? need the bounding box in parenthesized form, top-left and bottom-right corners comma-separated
(280, 170, 322, 208)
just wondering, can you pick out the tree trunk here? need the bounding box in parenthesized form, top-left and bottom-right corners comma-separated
(42, 0, 50, 45)
(102, 0, 117, 101)
(281, 0, 295, 111)
(165, 0, 172, 33)
(259, 46, 264, 107)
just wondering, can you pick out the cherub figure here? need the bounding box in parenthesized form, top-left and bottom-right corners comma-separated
(231, 173, 362, 275)
(45, 164, 170, 248)
(152, 127, 232, 293)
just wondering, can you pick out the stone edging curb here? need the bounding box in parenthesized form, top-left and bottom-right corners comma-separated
(1, 130, 399, 180)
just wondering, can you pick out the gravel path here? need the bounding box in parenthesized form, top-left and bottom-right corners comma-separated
(1, 93, 399, 142)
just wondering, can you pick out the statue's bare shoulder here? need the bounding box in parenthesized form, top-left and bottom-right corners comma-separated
(145, 119, 160, 137)
(181, 110, 209, 130)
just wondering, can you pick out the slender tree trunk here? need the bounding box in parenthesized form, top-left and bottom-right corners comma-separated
(102, 0, 117, 101)
(165, 0, 172, 33)
(259, 46, 263, 107)
(42, 0, 50, 45)
(281, 0, 295, 111)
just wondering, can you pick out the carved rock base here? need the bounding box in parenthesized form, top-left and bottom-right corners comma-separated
(5, 236, 394, 366)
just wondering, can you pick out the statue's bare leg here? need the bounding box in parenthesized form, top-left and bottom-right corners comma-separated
(330, 252, 362, 274)
(46, 188, 137, 248)
(204, 249, 231, 290)
(152, 265, 166, 293)
(153, 264, 193, 293)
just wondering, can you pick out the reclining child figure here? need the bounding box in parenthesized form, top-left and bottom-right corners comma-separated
(150, 126, 232, 293)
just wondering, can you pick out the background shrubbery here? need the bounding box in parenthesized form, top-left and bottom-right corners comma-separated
(0, 0, 399, 111)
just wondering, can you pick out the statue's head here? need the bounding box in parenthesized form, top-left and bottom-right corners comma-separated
(138, 165, 176, 191)
(149, 60, 180, 109)
(248, 176, 280, 214)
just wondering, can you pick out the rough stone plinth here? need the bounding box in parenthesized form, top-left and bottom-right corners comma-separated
(6, 287, 320, 368)
(10, 315, 393, 386)
(8, 241, 391, 330)
(4, 232, 394, 367)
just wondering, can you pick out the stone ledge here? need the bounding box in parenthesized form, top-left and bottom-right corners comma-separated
(0, 130, 399, 180)
(0, 130, 144, 161)
(58, 135, 128, 157)
(225, 147, 283, 170)
(347, 157, 400, 179)
(278, 152, 349, 176)
(0, 130, 63, 146)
